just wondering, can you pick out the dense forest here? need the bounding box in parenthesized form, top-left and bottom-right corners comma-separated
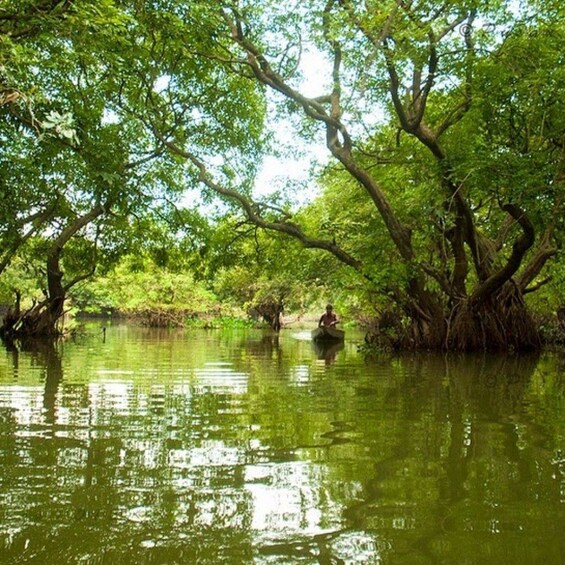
(0, 0, 563, 349)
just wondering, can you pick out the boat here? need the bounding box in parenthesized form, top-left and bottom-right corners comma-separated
(311, 326, 345, 342)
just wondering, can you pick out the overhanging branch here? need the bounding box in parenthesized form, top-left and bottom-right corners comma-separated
(161, 138, 363, 271)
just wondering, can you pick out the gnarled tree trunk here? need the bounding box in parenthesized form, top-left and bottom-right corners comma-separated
(0, 204, 104, 340)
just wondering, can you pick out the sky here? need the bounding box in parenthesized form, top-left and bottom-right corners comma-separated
(252, 49, 331, 204)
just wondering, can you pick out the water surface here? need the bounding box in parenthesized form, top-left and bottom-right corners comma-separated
(0, 325, 563, 564)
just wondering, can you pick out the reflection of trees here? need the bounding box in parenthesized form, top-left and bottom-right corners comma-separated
(2, 338, 64, 426)
(242, 332, 282, 359)
(0, 331, 562, 563)
(38, 341, 64, 427)
(9, 338, 64, 428)
(442, 354, 538, 503)
(337, 353, 565, 563)
(0, 328, 355, 561)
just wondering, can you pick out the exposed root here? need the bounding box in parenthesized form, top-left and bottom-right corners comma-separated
(1, 301, 66, 340)
(446, 284, 540, 352)
(361, 284, 540, 352)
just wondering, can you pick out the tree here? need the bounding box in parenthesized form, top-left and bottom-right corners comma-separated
(2, 1, 562, 348)
(205, 215, 326, 329)
(138, 0, 562, 350)
(0, 1, 184, 338)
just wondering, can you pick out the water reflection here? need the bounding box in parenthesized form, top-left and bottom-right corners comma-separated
(312, 340, 344, 365)
(0, 326, 563, 564)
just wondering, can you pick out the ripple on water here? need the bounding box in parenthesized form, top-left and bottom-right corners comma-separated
(0, 328, 562, 565)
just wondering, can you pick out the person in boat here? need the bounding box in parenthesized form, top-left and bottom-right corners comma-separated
(318, 304, 339, 328)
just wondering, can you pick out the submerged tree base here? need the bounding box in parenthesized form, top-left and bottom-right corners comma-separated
(447, 295, 541, 352)
(365, 286, 542, 353)
(0, 303, 66, 341)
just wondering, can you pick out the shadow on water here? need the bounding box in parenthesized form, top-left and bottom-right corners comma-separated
(243, 332, 282, 357)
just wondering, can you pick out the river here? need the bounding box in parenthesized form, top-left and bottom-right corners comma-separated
(0, 324, 563, 564)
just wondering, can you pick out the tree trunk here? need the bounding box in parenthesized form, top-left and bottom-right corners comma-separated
(249, 301, 284, 332)
(0, 204, 105, 340)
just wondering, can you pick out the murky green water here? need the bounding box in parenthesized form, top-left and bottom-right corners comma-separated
(0, 324, 563, 564)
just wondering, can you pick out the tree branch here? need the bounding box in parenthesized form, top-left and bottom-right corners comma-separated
(470, 204, 535, 306)
(0, 204, 58, 275)
(522, 276, 552, 295)
(221, 6, 414, 262)
(516, 230, 557, 292)
(160, 138, 363, 271)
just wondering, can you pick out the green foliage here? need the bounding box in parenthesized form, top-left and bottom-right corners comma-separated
(0, 0, 563, 344)
(185, 315, 253, 330)
(0, 0, 266, 334)
(0, 257, 44, 307)
(444, 22, 565, 215)
(207, 226, 315, 316)
(72, 254, 219, 318)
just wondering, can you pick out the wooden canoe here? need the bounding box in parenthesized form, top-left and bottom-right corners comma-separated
(311, 326, 345, 341)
